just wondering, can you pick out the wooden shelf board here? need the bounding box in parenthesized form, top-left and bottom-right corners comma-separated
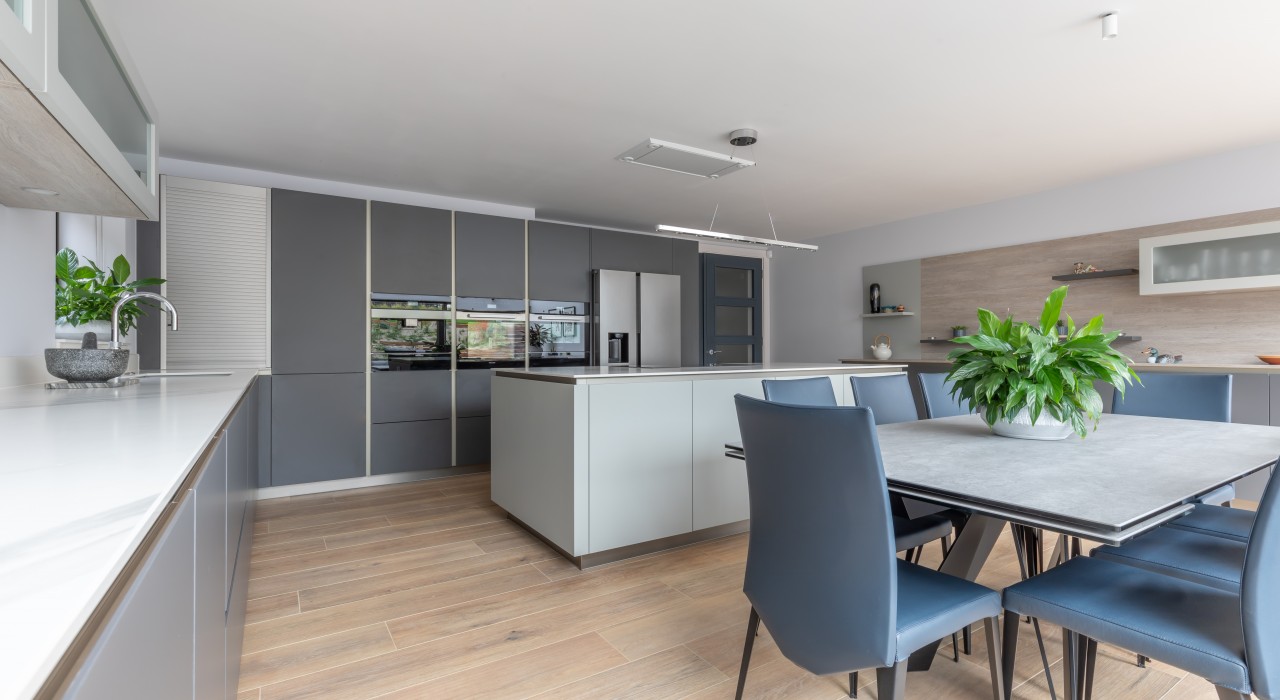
(1050, 268, 1139, 281)
(861, 312, 915, 318)
(922, 334, 1142, 344)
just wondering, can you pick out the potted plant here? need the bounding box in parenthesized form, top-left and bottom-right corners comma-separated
(945, 285, 1138, 440)
(55, 248, 165, 341)
(528, 323, 554, 357)
(951, 325, 967, 338)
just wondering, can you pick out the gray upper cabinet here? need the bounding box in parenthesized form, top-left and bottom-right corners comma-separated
(590, 228, 673, 275)
(455, 213, 525, 299)
(672, 239, 701, 366)
(271, 189, 367, 374)
(528, 221, 591, 301)
(371, 202, 452, 295)
(271, 373, 367, 486)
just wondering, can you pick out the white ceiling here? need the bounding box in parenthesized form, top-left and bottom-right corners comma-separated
(102, 1, 1280, 240)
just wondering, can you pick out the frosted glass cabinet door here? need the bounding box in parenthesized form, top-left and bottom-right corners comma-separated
(1140, 221, 1280, 295)
(0, 0, 44, 89)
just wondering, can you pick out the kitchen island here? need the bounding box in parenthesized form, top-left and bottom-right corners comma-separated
(491, 363, 901, 566)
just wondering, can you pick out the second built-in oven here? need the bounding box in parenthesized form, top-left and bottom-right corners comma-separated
(455, 297, 527, 369)
(370, 294, 452, 370)
(529, 300, 590, 367)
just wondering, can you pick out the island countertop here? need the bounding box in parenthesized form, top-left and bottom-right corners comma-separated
(0, 370, 259, 700)
(840, 357, 1280, 374)
(496, 362, 905, 384)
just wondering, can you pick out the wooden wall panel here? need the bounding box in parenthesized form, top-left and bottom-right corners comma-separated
(920, 208, 1280, 364)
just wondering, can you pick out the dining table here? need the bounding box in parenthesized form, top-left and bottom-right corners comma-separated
(725, 412, 1280, 671)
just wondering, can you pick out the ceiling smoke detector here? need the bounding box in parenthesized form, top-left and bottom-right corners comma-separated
(617, 138, 754, 179)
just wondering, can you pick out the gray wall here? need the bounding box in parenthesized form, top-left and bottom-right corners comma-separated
(0, 204, 55, 356)
(771, 139, 1280, 362)
(135, 220, 162, 370)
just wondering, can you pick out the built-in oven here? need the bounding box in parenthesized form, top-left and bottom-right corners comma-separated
(370, 294, 452, 371)
(455, 297, 527, 369)
(529, 300, 591, 367)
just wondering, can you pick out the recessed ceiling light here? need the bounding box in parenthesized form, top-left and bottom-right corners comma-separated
(22, 187, 59, 196)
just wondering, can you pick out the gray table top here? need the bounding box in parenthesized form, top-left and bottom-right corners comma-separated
(875, 413, 1279, 533)
(726, 413, 1280, 542)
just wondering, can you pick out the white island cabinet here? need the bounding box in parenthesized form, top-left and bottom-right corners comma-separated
(491, 363, 901, 566)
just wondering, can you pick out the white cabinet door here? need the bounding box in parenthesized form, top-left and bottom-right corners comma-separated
(588, 381, 693, 552)
(691, 377, 761, 530)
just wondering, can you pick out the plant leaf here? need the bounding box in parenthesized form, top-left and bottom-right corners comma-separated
(111, 255, 130, 285)
(1039, 286, 1068, 336)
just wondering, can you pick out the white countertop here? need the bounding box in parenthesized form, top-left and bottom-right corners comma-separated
(496, 362, 903, 384)
(0, 370, 259, 700)
(842, 357, 1280, 374)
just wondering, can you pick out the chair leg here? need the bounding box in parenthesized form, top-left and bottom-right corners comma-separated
(982, 616, 1006, 700)
(1031, 617, 1058, 700)
(1083, 638, 1097, 700)
(848, 671, 858, 698)
(1214, 687, 1250, 700)
(734, 608, 760, 700)
(1136, 654, 1148, 668)
(876, 662, 908, 700)
(1062, 630, 1080, 700)
(942, 533, 952, 557)
(952, 632, 960, 662)
(1001, 612, 1020, 700)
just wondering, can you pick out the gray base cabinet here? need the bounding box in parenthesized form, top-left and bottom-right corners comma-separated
(63, 496, 196, 699)
(66, 379, 259, 700)
(372, 372, 452, 423)
(271, 373, 366, 486)
(372, 420, 452, 474)
(457, 416, 491, 466)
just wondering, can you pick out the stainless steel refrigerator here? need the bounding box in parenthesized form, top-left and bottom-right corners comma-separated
(593, 269, 681, 367)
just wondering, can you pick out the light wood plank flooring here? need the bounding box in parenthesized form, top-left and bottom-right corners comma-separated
(238, 473, 1233, 699)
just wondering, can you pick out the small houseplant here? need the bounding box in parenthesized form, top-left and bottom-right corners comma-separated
(55, 248, 165, 339)
(945, 286, 1138, 439)
(528, 323, 554, 355)
(950, 325, 967, 338)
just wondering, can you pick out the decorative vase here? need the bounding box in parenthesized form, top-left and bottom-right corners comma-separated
(988, 407, 1073, 441)
(55, 320, 113, 341)
(869, 283, 881, 314)
(952, 328, 966, 338)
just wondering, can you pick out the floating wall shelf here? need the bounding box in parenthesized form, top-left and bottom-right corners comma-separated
(861, 312, 915, 318)
(922, 334, 1143, 344)
(1051, 268, 1139, 282)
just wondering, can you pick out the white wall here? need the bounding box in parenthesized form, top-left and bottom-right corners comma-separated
(771, 139, 1280, 362)
(0, 204, 56, 357)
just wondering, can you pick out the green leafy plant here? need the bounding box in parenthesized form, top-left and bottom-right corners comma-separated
(950, 325, 967, 331)
(528, 323, 554, 347)
(944, 285, 1138, 437)
(55, 248, 165, 335)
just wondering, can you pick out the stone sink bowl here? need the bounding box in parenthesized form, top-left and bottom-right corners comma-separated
(44, 348, 130, 383)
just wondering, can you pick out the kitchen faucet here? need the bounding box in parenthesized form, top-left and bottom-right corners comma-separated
(110, 291, 178, 349)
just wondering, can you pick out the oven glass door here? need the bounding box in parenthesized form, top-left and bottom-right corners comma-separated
(529, 300, 590, 366)
(371, 294, 452, 371)
(456, 312, 526, 368)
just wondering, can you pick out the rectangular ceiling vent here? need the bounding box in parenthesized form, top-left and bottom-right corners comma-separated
(617, 138, 754, 179)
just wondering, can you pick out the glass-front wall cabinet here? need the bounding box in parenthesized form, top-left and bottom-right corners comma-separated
(5, 0, 28, 28)
(1140, 221, 1280, 295)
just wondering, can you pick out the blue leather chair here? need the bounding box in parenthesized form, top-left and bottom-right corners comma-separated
(732, 396, 1005, 700)
(1112, 373, 1235, 506)
(1166, 503, 1255, 541)
(1001, 456, 1280, 700)
(1091, 526, 1246, 592)
(918, 372, 974, 419)
(761, 377, 837, 406)
(849, 373, 920, 425)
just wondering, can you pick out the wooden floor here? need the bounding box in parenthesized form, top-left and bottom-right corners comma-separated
(237, 473, 1231, 699)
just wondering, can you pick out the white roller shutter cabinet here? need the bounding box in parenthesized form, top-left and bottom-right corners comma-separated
(161, 176, 269, 369)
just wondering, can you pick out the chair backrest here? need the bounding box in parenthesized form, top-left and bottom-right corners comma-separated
(918, 372, 973, 418)
(1243, 460, 1280, 699)
(734, 395, 897, 675)
(761, 377, 838, 406)
(849, 373, 919, 425)
(1111, 373, 1232, 423)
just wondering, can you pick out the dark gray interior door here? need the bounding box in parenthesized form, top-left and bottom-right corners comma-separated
(701, 254, 763, 365)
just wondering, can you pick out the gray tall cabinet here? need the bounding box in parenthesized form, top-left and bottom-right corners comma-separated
(270, 189, 368, 486)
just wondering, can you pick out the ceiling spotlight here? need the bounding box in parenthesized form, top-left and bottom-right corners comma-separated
(22, 186, 59, 196)
(1101, 12, 1118, 40)
(728, 128, 758, 147)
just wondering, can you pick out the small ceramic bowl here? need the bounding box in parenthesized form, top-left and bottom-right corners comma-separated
(1257, 355, 1280, 365)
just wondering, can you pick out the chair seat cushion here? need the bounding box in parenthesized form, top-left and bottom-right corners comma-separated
(1091, 527, 1245, 592)
(893, 514, 952, 553)
(1003, 556, 1249, 694)
(1195, 484, 1236, 506)
(1166, 504, 1254, 542)
(895, 560, 1000, 661)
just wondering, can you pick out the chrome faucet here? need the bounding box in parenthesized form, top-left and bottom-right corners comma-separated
(111, 291, 178, 349)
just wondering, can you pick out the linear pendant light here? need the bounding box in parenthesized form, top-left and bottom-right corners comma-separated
(655, 224, 818, 251)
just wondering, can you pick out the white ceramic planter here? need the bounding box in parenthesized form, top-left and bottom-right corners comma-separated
(55, 320, 113, 341)
(989, 407, 1073, 441)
